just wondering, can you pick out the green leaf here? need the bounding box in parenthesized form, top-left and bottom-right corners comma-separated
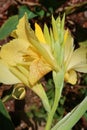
(18, 5, 37, 19)
(34, 6, 45, 17)
(0, 99, 14, 130)
(0, 15, 18, 40)
(51, 97, 87, 130)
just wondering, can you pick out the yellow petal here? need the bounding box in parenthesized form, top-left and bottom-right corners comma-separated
(26, 46, 40, 60)
(44, 24, 51, 45)
(0, 60, 21, 84)
(63, 29, 69, 45)
(11, 14, 28, 42)
(29, 59, 52, 85)
(64, 70, 77, 85)
(11, 30, 17, 38)
(74, 64, 87, 73)
(67, 47, 87, 70)
(64, 31, 74, 68)
(0, 39, 29, 66)
(35, 23, 46, 43)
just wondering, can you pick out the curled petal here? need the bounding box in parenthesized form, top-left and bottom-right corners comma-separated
(12, 84, 26, 100)
(0, 60, 21, 84)
(74, 64, 87, 73)
(64, 70, 77, 85)
(67, 47, 87, 71)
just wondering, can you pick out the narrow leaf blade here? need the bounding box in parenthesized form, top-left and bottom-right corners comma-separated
(0, 15, 18, 40)
(0, 99, 14, 130)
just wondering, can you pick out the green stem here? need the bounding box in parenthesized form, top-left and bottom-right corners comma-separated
(45, 87, 60, 130)
(2, 94, 12, 103)
(45, 70, 64, 130)
(45, 81, 63, 130)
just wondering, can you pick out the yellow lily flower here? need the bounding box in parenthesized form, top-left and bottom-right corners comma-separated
(0, 14, 87, 87)
(0, 15, 54, 86)
(0, 15, 52, 112)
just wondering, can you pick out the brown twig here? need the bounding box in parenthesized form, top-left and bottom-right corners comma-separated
(15, 0, 41, 6)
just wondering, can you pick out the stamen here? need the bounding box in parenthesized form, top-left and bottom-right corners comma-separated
(10, 67, 29, 86)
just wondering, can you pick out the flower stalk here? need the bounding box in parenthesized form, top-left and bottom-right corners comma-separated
(45, 70, 64, 130)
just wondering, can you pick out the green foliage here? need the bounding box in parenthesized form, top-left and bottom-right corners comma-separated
(82, 74, 87, 85)
(34, 6, 45, 18)
(0, 15, 18, 40)
(51, 97, 87, 130)
(18, 5, 37, 19)
(80, 88, 87, 97)
(0, 99, 14, 130)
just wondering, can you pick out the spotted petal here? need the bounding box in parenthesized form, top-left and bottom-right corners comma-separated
(29, 59, 51, 85)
